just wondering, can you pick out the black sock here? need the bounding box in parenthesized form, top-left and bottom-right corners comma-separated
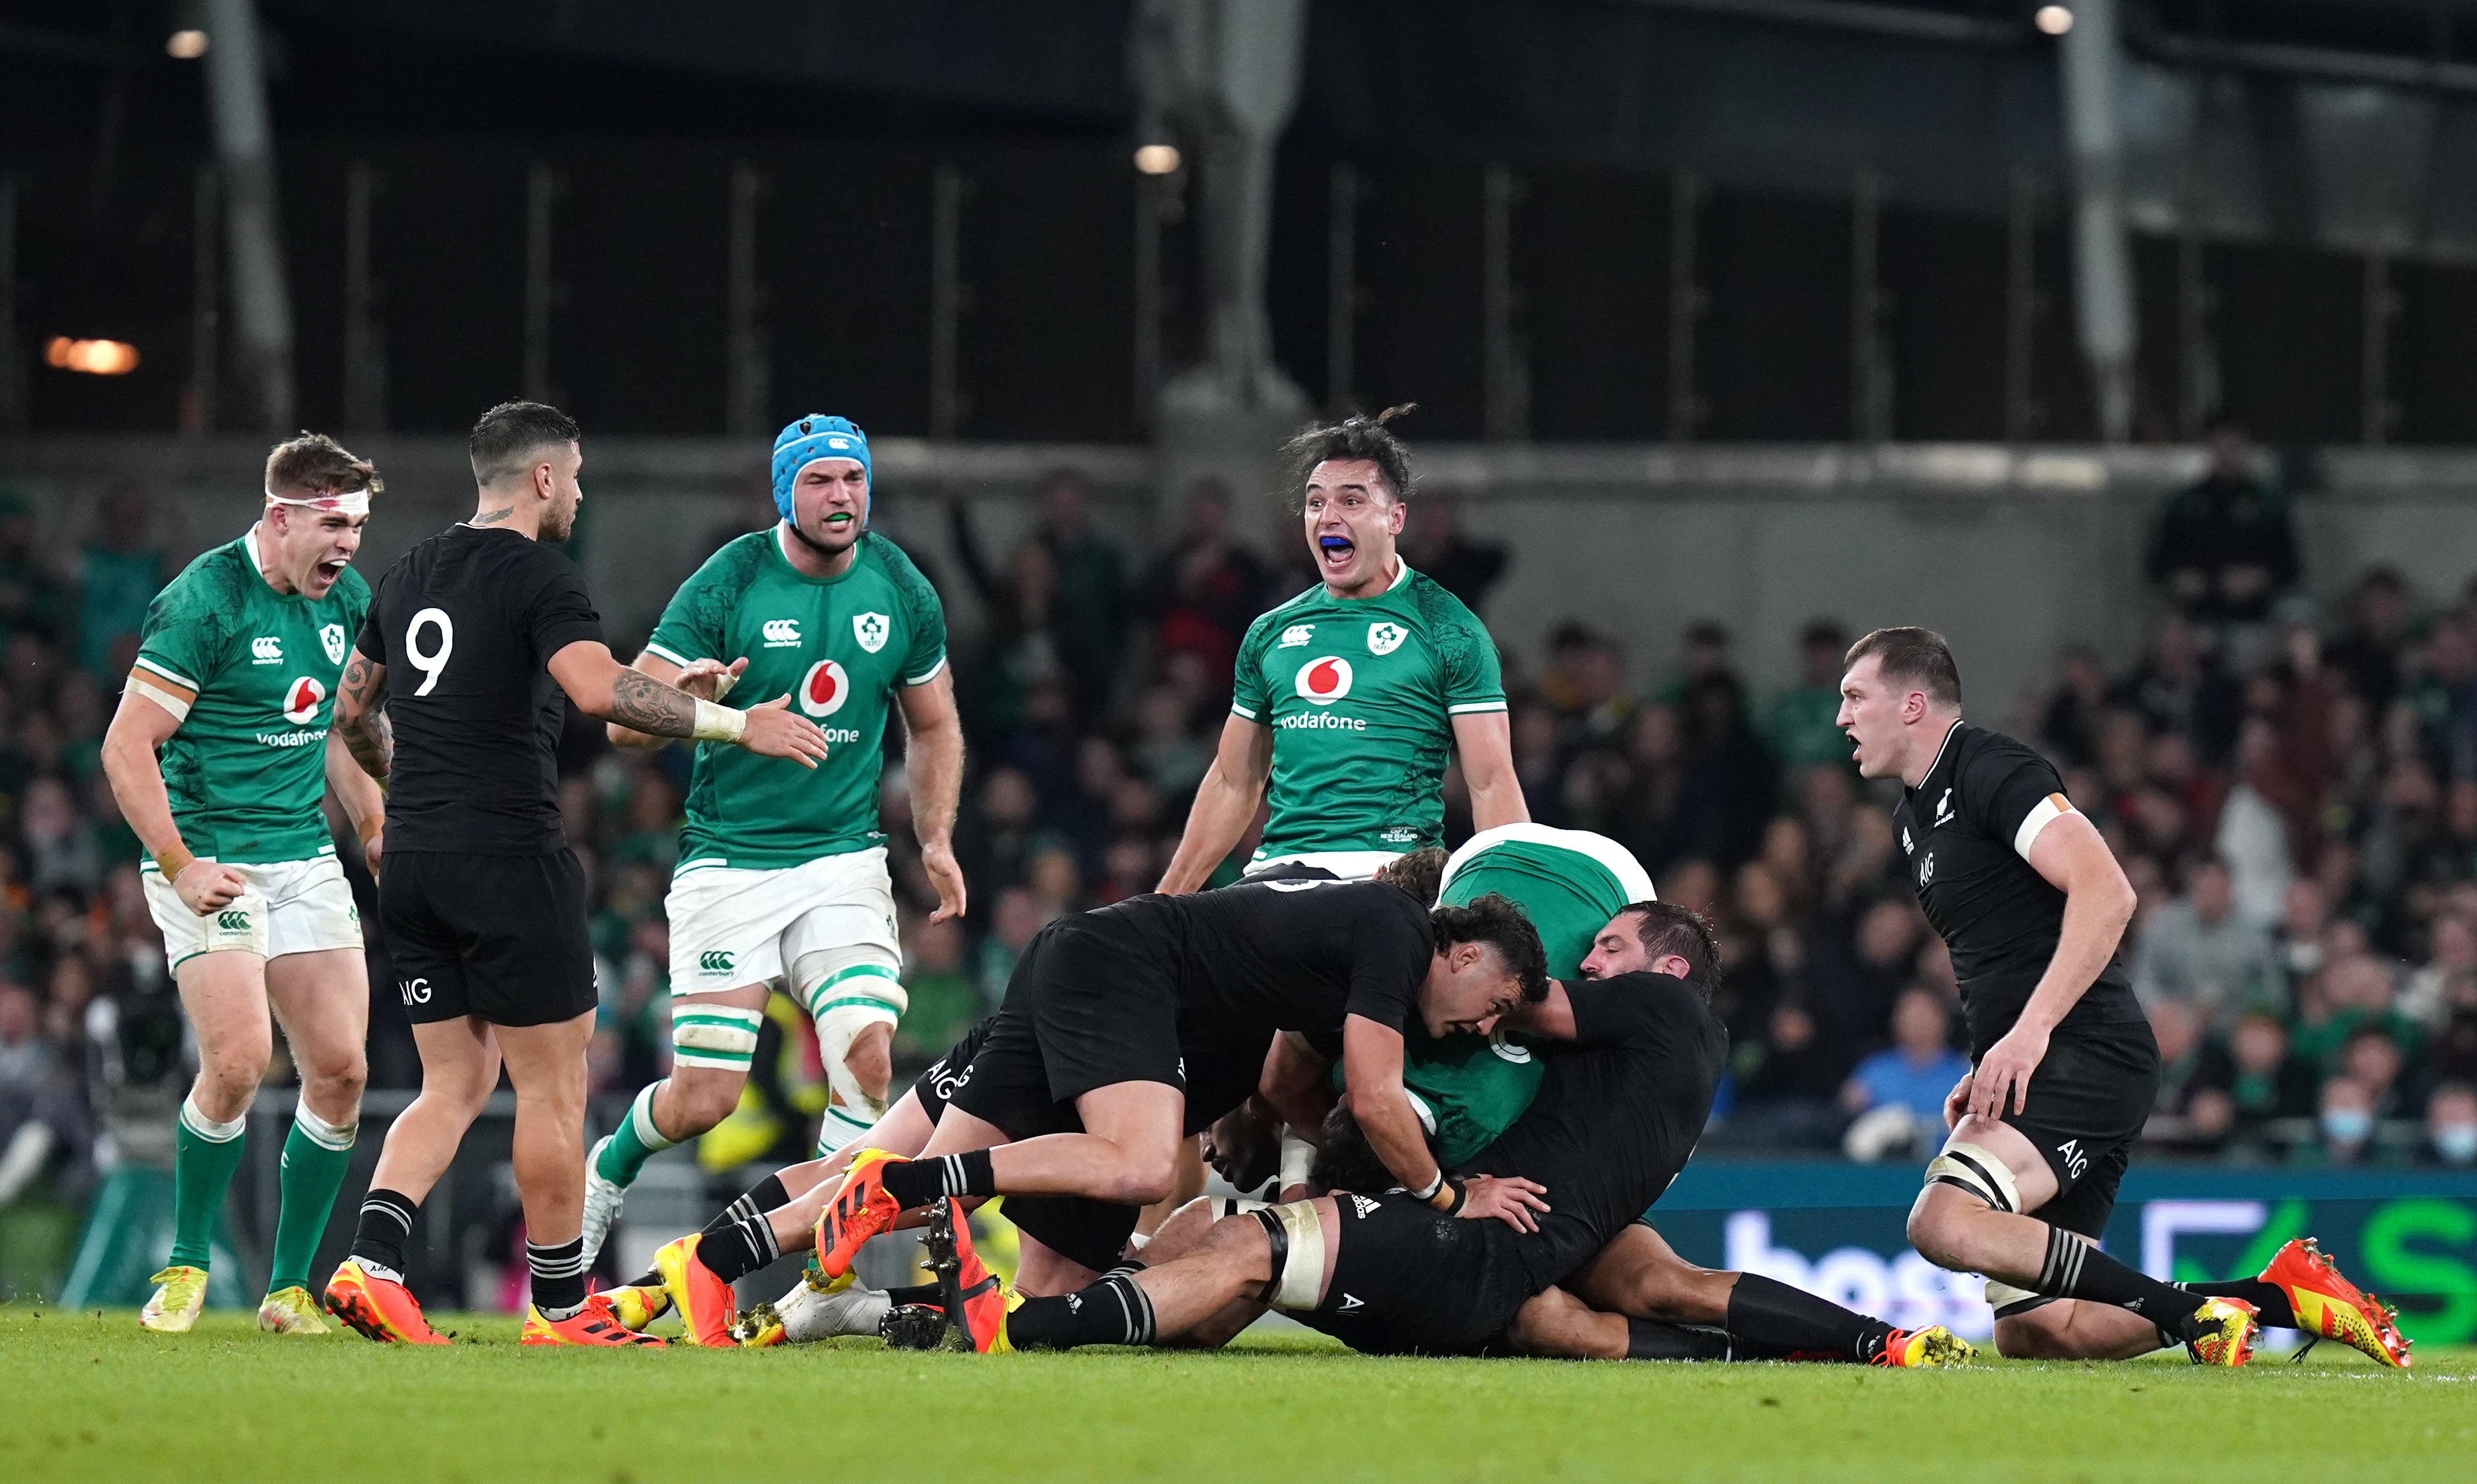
(2037, 1226, 2207, 1343)
(528, 1236, 589, 1319)
(1005, 1274, 1156, 1351)
(886, 1282, 944, 1308)
(880, 1151, 995, 1208)
(1625, 1319, 1733, 1360)
(2179, 1278, 2296, 1330)
(702, 1174, 791, 1240)
(698, 1213, 781, 1285)
(1725, 1273, 1895, 1362)
(351, 1189, 417, 1277)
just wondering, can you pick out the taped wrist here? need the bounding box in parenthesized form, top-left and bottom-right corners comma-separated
(691, 698, 747, 743)
(1278, 1134, 1315, 1193)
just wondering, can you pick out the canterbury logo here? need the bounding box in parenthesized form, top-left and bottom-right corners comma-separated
(250, 635, 282, 664)
(761, 618, 801, 648)
(217, 909, 250, 931)
(698, 950, 736, 975)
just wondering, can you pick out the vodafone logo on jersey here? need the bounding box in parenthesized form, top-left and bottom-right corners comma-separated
(282, 676, 326, 724)
(1294, 656, 1353, 704)
(799, 659, 851, 718)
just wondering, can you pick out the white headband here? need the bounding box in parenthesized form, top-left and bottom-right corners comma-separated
(265, 487, 371, 517)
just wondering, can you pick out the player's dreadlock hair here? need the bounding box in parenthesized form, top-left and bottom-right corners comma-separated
(1375, 846, 1448, 907)
(1428, 892, 1549, 1004)
(264, 431, 380, 499)
(1616, 901, 1724, 1005)
(1280, 402, 1417, 509)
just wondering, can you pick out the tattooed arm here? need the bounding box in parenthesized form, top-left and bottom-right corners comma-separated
(332, 647, 394, 781)
(547, 641, 830, 765)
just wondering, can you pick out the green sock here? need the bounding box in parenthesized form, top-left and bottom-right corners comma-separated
(267, 1100, 357, 1296)
(170, 1095, 248, 1271)
(596, 1082, 677, 1186)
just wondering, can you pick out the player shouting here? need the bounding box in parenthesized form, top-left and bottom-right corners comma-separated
(321, 401, 829, 1347)
(1158, 406, 1525, 891)
(106, 434, 386, 1335)
(577, 414, 962, 1269)
(1839, 628, 2407, 1368)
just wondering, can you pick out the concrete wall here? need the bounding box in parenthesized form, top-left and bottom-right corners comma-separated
(7, 435, 2476, 718)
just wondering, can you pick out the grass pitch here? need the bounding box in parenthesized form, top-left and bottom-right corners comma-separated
(2, 1308, 2470, 1482)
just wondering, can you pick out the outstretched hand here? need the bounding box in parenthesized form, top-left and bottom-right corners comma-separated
(738, 693, 831, 768)
(1456, 1173, 1549, 1233)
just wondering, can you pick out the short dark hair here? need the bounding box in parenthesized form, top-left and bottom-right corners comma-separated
(1615, 900, 1724, 1003)
(265, 431, 380, 499)
(1844, 626, 1963, 707)
(1309, 1102, 1413, 1197)
(1376, 847, 1448, 908)
(1429, 892, 1549, 1003)
(1282, 403, 1417, 506)
(470, 400, 580, 487)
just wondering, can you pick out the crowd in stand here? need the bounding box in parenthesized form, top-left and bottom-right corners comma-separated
(7, 449, 2477, 1243)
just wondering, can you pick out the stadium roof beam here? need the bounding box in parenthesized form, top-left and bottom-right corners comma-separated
(2059, 0, 2136, 445)
(200, 0, 293, 433)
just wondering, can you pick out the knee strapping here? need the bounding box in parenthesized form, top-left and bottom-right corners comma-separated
(671, 1003, 764, 1070)
(801, 951, 905, 1120)
(1247, 1200, 1324, 1312)
(1924, 1140, 2021, 1214)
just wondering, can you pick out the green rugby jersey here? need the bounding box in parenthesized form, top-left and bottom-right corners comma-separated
(645, 529, 945, 870)
(130, 529, 371, 865)
(1401, 827, 1657, 1166)
(1232, 564, 1504, 863)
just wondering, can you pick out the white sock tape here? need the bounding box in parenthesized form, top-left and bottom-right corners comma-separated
(292, 1095, 357, 1152)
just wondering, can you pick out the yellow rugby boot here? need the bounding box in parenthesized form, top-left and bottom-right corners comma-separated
(652, 1234, 737, 1347)
(139, 1266, 208, 1334)
(256, 1285, 332, 1335)
(521, 1292, 667, 1347)
(605, 1281, 674, 1333)
(2186, 1296, 2260, 1367)
(1875, 1325, 1975, 1367)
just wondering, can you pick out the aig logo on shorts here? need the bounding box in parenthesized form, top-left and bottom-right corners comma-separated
(398, 977, 431, 1006)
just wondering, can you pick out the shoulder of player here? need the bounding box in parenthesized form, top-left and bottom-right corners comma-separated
(332, 562, 374, 608)
(672, 529, 774, 600)
(149, 540, 249, 620)
(859, 531, 945, 615)
(1952, 723, 2053, 787)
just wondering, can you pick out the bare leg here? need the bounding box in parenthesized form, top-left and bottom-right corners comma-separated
(1128, 1200, 1339, 1338)
(1572, 1223, 1737, 1326)
(176, 953, 275, 1124)
(1134, 1136, 1205, 1238)
(649, 983, 769, 1139)
(1014, 1232, 1101, 1298)
(370, 1017, 500, 1204)
(1994, 1298, 2167, 1359)
(494, 1011, 596, 1246)
(916, 1082, 1186, 1207)
(1508, 1286, 1630, 1359)
(264, 948, 369, 1128)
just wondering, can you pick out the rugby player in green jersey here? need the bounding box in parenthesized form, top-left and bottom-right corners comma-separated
(576, 415, 965, 1340)
(1158, 407, 1526, 892)
(102, 434, 386, 1335)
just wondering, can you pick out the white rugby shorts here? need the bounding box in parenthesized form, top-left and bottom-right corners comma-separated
(666, 847, 903, 998)
(141, 851, 363, 971)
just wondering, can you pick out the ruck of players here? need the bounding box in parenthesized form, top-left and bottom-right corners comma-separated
(120, 400, 2410, 1371)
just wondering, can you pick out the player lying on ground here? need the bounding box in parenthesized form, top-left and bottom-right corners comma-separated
(1838, 627, 2408, 1369)
(905, 900, 1737, 1355)
(105, 434, 386, 1336)
(1160, 406, 1524, 892)
(578, 413, 964, 1267)
(815, 879, 1554, 1283)
(320, 401, 830, 1348)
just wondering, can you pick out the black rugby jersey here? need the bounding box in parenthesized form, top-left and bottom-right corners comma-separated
(357, 523, 604, 855)
(1889, 721, 2144, 1054)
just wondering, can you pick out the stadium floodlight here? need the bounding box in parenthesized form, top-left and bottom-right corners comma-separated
(166, 29, 209, 59)
(1134, 144, 1182, 176)
(44, 337, 142, 375)
(2034, 5, 2073, 34)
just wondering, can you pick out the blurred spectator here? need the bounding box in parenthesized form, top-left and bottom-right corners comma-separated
(2129, 856, 2276, 1025)
(1536, 623, 1633, 759)
(1021, 469, 1129, 711)
(2401, 912, 2477, 1029)
(1397, 489, 1508, 618)
(2147, 419, 2300, 627)
(2326, 566, 2411, 716)
(2038, 645, 2111, 769)
(1725, 999, 1848, 1151)
(2115, 616, 2245, 767)
(2426, 1082, 2477, 1166)
(976, 886, 1051, 1008)
(1766, 619, 1852, 770)
(1658, 620, 1737, 703)
(1840, 987, 1970, 1130)
(894, 915, 981, 1066)
(0, 491, 64, 650)
(2220, 1009, 2320, 1139)
(1136, 478, 1270, 690)
(2303, 1076, 2379, 1167)
(75, 483, 169, 681)
(1673, 674, 1778, 868)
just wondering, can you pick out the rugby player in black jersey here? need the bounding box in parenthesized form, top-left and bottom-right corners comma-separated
(935, 901, 1724, 1356)
(814, 879, 1555, 1300)
(1840, 628, 2407, 1368)
(320, 401, 829, 1348)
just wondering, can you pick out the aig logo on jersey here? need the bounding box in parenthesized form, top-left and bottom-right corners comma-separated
(1294, 656, 1353, 703)
(282, 677, 326, 724)
(799, 659, 851, 718)
(320, 623, 348, 665)
(853, 612, 890, 654)
(1367, 621, 1407, 656)
(762, 618, 802, 649)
